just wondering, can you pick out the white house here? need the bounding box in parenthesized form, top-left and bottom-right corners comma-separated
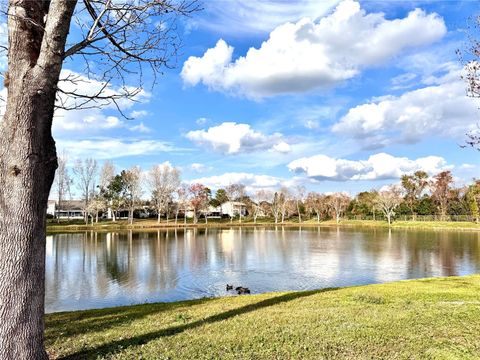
(221, 201, 247, 218)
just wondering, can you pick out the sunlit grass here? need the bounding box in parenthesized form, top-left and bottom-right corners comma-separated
(46, 275, 480, 359)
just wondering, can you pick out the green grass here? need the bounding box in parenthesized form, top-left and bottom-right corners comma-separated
(46, 275, 480, 359)
(46, 218, 480, 233)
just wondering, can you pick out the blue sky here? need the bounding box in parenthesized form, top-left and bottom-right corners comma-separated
(35, 1, 480, 194)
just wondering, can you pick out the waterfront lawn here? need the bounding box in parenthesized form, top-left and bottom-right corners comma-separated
(46, 275, 480, 359)
(47, 217, 480, 232)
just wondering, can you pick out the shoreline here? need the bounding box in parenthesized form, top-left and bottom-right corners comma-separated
(46, 218, 480, 233)
(45, 275, 480, 359)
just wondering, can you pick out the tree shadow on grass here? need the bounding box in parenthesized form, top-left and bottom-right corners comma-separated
(59, 288, 337, 360)
(46, 298, 212, 340)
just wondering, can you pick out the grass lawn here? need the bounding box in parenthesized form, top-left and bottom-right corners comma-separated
(46, 275, 480, 359)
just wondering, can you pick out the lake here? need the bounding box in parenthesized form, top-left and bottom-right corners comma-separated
(45, 226, 480, 313)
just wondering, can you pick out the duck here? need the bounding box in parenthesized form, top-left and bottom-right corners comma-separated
(236, 286, 251, 295)
(226, 284, 233, 291)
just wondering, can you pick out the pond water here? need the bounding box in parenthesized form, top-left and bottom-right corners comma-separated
(45, 226, 480, 313)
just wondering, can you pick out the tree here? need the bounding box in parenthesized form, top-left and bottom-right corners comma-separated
(188, 184, 210, 224)
(100, 173, 124, 222)
(431, 171, 454, 221)
(175, 184, 189, 225)
(277, 187, 291, 223)
(251, 190, 270, 224)
(121, 167, 143, 225)
(294, 185, 305, 223)
(0, 2, 199, 355)
(73, 158, 98, 224)
(148, 163, 181, 223)
(401, 170, 428, 218)
(225, 183, 246, 223)
(375, 186, 402, 226)
(53, 151, 72, 222)
(354, 190, 378, 220)
(212, 188, 228, 207)
(305, 192, 326, 223)
(467, 181, 480, 223)
(327, 193, 351, 224)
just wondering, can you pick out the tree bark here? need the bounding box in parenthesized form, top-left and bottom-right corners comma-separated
(0, 1, 77, 358)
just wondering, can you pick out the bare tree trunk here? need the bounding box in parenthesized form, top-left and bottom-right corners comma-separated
(0, 1, 77, 358)
(157, 208, 161, 224)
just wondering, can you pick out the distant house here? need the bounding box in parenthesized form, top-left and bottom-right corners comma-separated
(47, 200, 85, 219)
(220, 201, 247, 218)
(184, 202, 247, 219)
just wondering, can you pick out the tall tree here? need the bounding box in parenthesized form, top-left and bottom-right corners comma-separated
(73, 158, 98, 224)
(148, 163, 181, 223)
(121, 166, 143, 225)
(225, 183, 246, 223)
(294, 185, 305, 223)
(53, 151, 72, 222)
(305, 192, 326, 223)
(327, 193, 351, 224)
(401, 170, 428, 218)
(0, 2, 198, 355)
(375, 186, 402, 226)
(431, 170, 454, 221)
(188, 183, 210, 224)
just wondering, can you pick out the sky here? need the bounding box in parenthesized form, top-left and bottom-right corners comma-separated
(4, 0, 480, 196)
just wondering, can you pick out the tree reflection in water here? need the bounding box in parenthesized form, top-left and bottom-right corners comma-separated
(45, 227, 480, 313)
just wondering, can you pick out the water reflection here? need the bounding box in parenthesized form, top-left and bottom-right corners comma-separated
(45, 227, 480, 312)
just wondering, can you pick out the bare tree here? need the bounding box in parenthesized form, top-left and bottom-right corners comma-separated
(73, 158, 98, 224)
(0, 2, 198, 356)
(53, 151, 72, 222)
(294, 185, 305, 223)
(251, 190, 270, 224)
(149, 163, 181, 223)
(99, 161, 116, 190)
(375, 186, 403, 226)
(122, 166, 143, 225)
(305, 192, 326, 223)
(175, 184, 189, 225)
(278, 187, 291, 223)
(225, 183, 246, 223)
(270, 191, 281, 224)
(327, 193, 351, 224)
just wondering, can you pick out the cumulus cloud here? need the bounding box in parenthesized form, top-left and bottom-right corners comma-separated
(288, 152, 452, 181)
(181, 0, 446, 98)
(186, 122, 291, 154)
(332, 69, 480, 147)
(57, 138, 182, 159)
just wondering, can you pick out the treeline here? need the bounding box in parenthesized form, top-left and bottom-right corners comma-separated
(53, 157, 480, 225)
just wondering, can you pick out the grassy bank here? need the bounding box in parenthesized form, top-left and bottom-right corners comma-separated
(46, 275, 480, 359)
(46, 218, 480, 233)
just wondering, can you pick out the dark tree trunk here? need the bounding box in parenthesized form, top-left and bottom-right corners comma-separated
(0, 1, 77, 358)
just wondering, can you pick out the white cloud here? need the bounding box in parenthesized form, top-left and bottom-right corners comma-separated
(191, 172, 284, 193)
(272, 141, 292, 154)
(129, 122, 152, 133)
(186, 122, 290, 154)
(53, 69, 150, 133)
(332, 69, 480, 147)
(192, 0, 340, 35)
(57, 138, 182, 159)
(130, 110, 149, 119)
(190, 163, 211, 173)
(288, 152, 452, 181)
(196, 117, 208, 125)
(182, 0, 446, 98)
